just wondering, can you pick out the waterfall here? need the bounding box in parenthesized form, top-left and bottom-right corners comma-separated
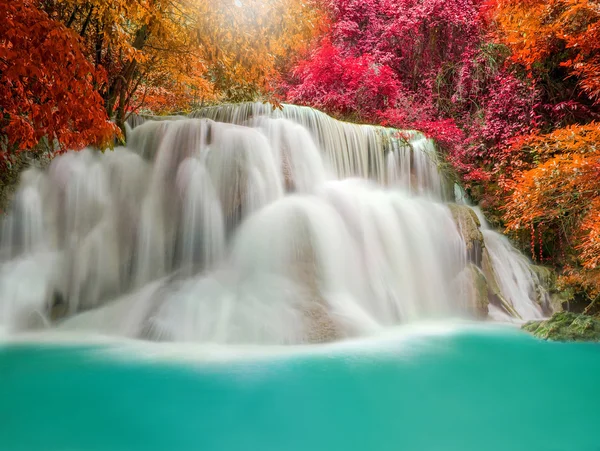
(471, 208, 546, 321)
(0, 103, 548, 342)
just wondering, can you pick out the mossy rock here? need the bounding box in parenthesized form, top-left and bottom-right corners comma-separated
(530, 265, 555, 287)
(523, 312, 600, 342)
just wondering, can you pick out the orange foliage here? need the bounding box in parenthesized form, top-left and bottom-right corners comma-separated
(559, 0, 600, 102)
(0, 0, 118, 154)
(488, 0, 556, 70)
(490, 0, 600, 102)
(579, 195, 600, 270)
(505, 123, 600, 297)
(505, 151, 600, 229)
(43, 0, 325, 119)
(557, 269, 600, 306)
(487, 0, 600, 302)
(510, 123, 600, 158)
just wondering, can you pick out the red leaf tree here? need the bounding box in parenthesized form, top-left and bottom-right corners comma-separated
(282, 0, 538, 182)
(0, 0, 117, 156)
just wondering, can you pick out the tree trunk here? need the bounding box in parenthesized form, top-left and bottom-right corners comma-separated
(80, 6, 94, 37)
(106, 24, 150, 136)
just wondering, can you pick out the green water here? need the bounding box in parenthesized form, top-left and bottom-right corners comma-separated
(1, 325, 600, 451)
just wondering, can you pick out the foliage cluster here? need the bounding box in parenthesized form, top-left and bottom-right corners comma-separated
(0, 0, 117, 155)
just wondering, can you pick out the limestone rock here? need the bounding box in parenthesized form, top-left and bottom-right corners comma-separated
(291, 235, 345, 344)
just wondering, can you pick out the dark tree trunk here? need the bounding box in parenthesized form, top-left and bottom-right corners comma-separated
(105, 25, 150, 137)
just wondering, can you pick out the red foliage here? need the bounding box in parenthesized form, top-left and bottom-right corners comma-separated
(287, 0, 488, 123)
(0, 0, 117, 155)
(284, 0, 540, 185)
(286, 39, 402, 120)
(477, 73, 539, 145)
(450, 72, 541, 184)
(328, 0, 483, 81)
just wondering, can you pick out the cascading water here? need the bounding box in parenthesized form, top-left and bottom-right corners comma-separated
(0, 103, 548, 343)
(471, 207, 547, 321)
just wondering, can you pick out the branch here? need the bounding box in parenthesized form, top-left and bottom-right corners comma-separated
(66, 5, 79, 28)
(80, 5, 94, 37)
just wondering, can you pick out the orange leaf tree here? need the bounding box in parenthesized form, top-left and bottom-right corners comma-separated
(0, 0, 117, 155)
(41, 0, 324, 125)
(504, 123, 600, 304)
(490, 0, 600, 107)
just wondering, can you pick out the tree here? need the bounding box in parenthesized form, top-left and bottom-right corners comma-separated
(0, 0, 117, 155)
(286, 39, 403, 120)
(504, 123, 600, 305)
(490, 0, 600, 115)
(41, 0, 324, 127)
(488, 0, 600, 305)
(285, 0, 489, 125)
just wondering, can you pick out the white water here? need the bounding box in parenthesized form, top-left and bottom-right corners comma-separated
(0, 103, 546, 343)
(471, 208, 546, 321)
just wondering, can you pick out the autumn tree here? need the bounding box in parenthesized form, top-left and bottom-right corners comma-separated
(40, 0, 324, 128)
(285, 0, 490, 126)
(504, 123, 600, 307)
(0, 0, 117, 156)
(489, 0, 600, 123)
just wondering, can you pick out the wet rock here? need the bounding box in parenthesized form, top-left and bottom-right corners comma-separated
(449, 204, 484, 266)
(49, 291, 68, 321)
(471, 264, 490, 318)
(304, 301, 344, 343)
(0, 148, 53, 213)
(291, 238, 345, 343)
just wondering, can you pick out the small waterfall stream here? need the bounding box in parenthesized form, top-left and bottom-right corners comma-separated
(0, 103, 547, 343)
